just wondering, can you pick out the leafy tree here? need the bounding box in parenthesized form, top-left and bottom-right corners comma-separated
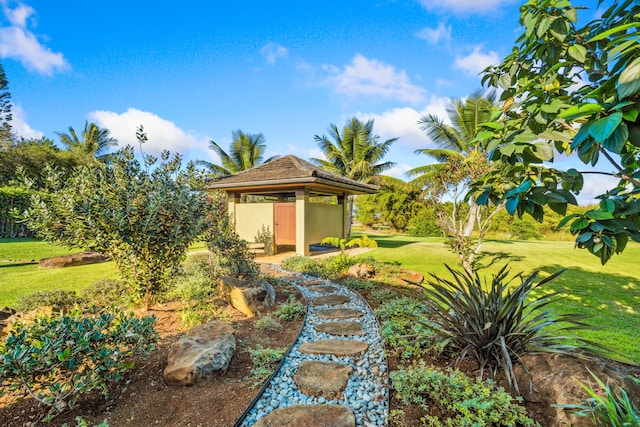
(409, 91, 504, 273)
(478, 0, 640, 264)
(20, 127, 208, 310)
(312, 117, 397, 236)
(0, 63, 13, 145)
(197, 129, 276, 177)
(56, 121, 118, 161)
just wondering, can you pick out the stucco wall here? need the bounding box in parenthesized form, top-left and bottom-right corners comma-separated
(234, 203, 274, 242)
(306, 203, 343, 244)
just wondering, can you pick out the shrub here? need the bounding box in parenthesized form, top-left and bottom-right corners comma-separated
(422, 264, 598, 394)
(375, 297, 437, 359)
(254, 225, 275, 256)
(247, 344, 285, 387)
(274, 296, 305, 321)
(179, 301, 231, 329)
(370, 288, 398, 304)
(340, 277, 375, 291)
(390, 362, 538, 426)
(556, 371, 640, 426)
(318, 252, 359, 276)
(255, 314, 281, 331)
(0, 312, 157, 419)
(164, 253, 215, 302)
(321, 236, 346, 250)
(345, 235, 378, 248)
(83, 279, 132, 310)
(15, 289, 82, 314)
(281, 255, 321, 275)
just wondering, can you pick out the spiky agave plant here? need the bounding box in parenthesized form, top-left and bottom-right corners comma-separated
(421, 264, 598, 395)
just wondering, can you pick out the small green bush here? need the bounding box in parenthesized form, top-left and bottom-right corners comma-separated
(0, 312, 157, 419)
(370, 288, 398, 304)
(15, 289, 82, 313)
(83, 279, 132, 310)
(556, 371, 640, 426)
(254, 225, 275, 256)
(318, 253, 359, 276)
(345, 234, 378, 248)
(390, 362, 538, 426)
(247, 344, 285, 387)
(274, 296, 305, 321)
(340, 277, 375, 291)
(255, 314, 282, 331)
(165, 254, 215, 302)
(376, 297, 437, 359)
(281, 255, 321, 275)
(179, 301, 231, 329)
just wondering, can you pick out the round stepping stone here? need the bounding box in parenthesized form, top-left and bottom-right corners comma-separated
(314, 321, 365, 336)
(293, 361, 353, 399)
(308, 285, 337, 293)
(313, 295, 350, 306)
(282, 275, 304, 282)
(253, 404, 355, 427)
(299, 279, 326, 286)
(298, 339, 368, 356)
(316, 308, 363, 320)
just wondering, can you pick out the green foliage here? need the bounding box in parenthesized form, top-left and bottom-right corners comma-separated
(254, 224, 275, 256)
(164, 253, 215, 302)
(273, 296, 305, 321)
(0, 312, 157, 419)
(408, 205, 444, 237)
(557, 370, 640, 426)
(255, 314, 282, 331)
(340, 277, 375, 291)
(20, 129, 208, 309)
(376, 297, 437, 359)
(82, 278, 132, 310)
(479, 0, 640, 264)
(0, 186, 32, 238)
(62, 417, 109, 427)
(390, 362, 538, 426)
(179, 301, 230, 329)
(321, 236, 346, 250)
(422, 264, 607, 394)
(56, 121, 117, 161)
(346, 234, 378, 248)
(247, 344, 285, 387)
(203, 190, 259, 280)
(369, 288, 398, 304)
(319, 252, 360, 276)
(15, 289, 82, 313)
(197, 130, 274, 177)
(281, 255, 321, 275)
(509, 217, 543, 240)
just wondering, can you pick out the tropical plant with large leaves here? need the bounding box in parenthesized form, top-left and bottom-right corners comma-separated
(477, 0, 640, 264)
(409, 90, 504, 273)
(312, 117, 397, 236)
(56, 121, 117, 161)
(198, 130, 276, 177)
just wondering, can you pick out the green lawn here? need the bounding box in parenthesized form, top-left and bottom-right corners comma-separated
(357, 234, 640, 361)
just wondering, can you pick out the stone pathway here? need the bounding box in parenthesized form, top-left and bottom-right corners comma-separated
(237, 267, 388, 427)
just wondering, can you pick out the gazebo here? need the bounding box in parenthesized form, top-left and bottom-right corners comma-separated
(206, 155, 377, 256)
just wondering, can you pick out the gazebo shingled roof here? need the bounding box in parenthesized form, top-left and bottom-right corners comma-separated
(206, 155, 377, 195)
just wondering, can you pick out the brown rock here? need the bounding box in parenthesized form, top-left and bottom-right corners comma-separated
(399, 269, 424, 286)
(312, 295, 350, 306)
(293, 361, 353, 399)
(347, 263, 375, 279)
(253, 404, 355, 427)
(316, 308, 363, 320)
(218, 276, 275, 317)
(308, 285, 337, 293)
(38, 251, 107, 269)
(164, 321, 236, 386)
(314, 321, 365, 336)
(299, 279, 326, 286)
(281, 275, 304, 282)
(298, 339, 368, 356)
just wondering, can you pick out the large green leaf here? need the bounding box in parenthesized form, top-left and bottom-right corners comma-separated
(558, 104, 602, 121)
(568, 44, 587, 63)
(617, 57, 640, 99)
(602, 122, 629, 154)
(589, 112, 623, 142)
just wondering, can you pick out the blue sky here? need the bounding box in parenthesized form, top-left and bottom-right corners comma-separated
(0, 0, 613, 202)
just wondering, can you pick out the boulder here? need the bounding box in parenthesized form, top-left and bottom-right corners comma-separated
(218, 276, 275, 317)
(39, 251, 107, 269)
(399, 269, 424, 286)
(163, 321, 236, 386)
(253, 404, 355, 427)
(347, 263, 375, 279)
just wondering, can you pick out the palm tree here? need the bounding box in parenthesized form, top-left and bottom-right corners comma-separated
(409, 89, 501, 273)
(198, 130, 276, 177)
(57, 121, 117, 161)
(312, 117, 397, 236)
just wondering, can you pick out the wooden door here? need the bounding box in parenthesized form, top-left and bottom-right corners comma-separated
(274, 203, 296, 245)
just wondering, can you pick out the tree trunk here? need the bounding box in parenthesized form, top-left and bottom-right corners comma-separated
(346, 195, 354, 238)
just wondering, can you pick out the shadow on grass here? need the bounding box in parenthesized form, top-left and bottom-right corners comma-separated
(0, 261, 37, 268)
(371, 235, 422, 249)
(475, 251, 524, 270)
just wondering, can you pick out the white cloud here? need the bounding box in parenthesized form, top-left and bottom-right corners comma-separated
(578, 174, 621, 206)
(0, 2, 69, 74)
(308, 147, 324, 161)
(11, 104, 43, 139)
(324, 54, 426, 104)
(260, 42, 288, 64)
(416, 22, 451, 45)
(454, 45, 499, 76)
(418, 0, 516, 14)
(88, 108, 207, 158)
(384, 163, 412, 180)
(356, 95, 450, 149)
